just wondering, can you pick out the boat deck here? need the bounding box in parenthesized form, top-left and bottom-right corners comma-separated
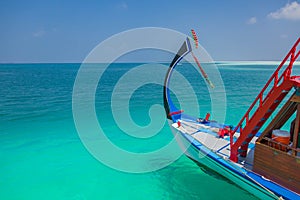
(173, 118, 258, 170)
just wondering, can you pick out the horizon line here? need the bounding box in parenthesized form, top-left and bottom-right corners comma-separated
(1, 60, 297, 64)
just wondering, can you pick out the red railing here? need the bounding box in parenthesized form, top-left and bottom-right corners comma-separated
(230, 38, 300, 145)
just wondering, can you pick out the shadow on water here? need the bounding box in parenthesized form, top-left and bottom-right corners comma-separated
(151, 156, 259, 200)
(188, 157, 259, 199)
(190, 157, 234, 183)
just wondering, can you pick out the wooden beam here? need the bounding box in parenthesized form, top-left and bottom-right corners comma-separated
(258, 92, 297, 142)
(291, 95, 300, 103)
(292, 104, 300, 155)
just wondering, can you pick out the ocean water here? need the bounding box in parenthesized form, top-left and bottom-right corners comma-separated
(0, 62, 298, 199)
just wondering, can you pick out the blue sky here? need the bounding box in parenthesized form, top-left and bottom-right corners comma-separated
(0, 0, 299, 62)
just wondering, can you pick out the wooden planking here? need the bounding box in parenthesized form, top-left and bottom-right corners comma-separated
(253, 142, 300, 194)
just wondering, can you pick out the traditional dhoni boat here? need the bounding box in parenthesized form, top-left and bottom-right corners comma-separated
(164, 37, 300, 199)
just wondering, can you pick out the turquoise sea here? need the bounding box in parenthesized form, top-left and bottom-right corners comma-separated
(1, 62, 299, 200)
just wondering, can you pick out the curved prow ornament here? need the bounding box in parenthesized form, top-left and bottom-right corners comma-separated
(163, 38, 192, 122)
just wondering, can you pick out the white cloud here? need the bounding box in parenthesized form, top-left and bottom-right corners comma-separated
(247, 17, 257, 24)
(268, 1, 300, 20)
(33, 30, 46, 37)
(117, 2, 128, 9)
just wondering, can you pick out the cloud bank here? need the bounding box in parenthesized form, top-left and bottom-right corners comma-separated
(268, 1, 300, 20)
